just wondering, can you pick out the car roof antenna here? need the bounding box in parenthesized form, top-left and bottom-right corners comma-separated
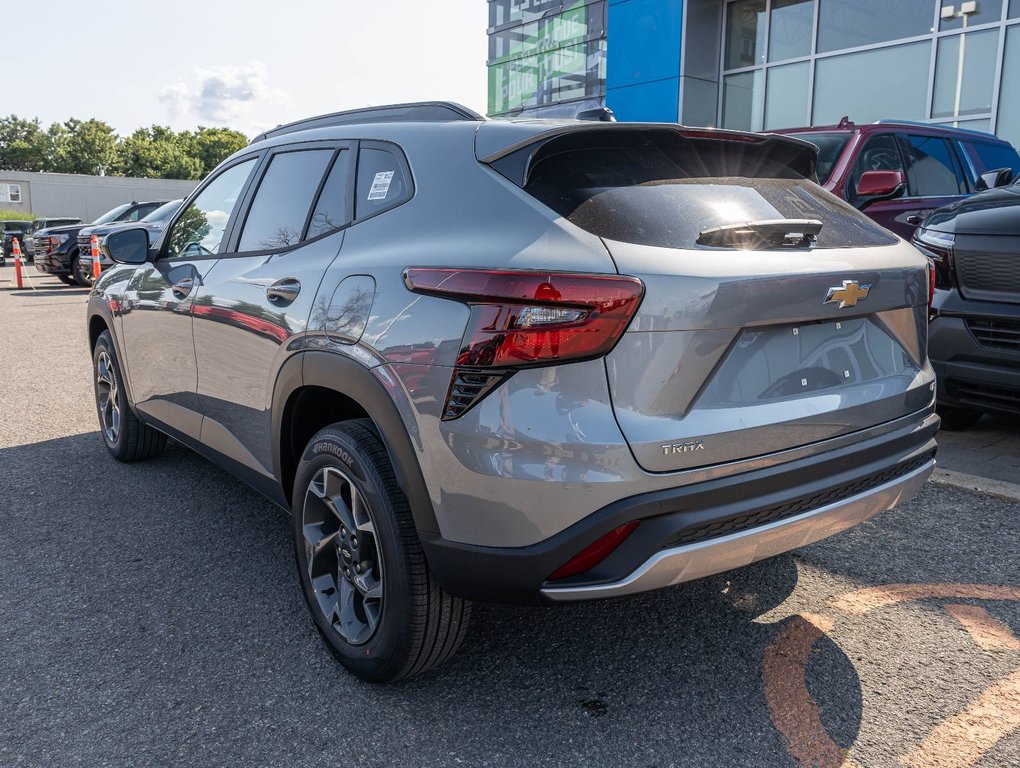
(837, 116, 854, 129)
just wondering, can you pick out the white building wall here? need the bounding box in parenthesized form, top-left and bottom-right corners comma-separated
(0, 171, 197, 221)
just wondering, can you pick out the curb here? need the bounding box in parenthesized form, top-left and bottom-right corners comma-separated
(929, 467, 1020, 503)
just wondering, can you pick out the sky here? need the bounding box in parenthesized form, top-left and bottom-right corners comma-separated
(7, 1, 489, 138)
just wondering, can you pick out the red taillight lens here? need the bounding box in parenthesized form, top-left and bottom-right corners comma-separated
(928, 259, 936, 311)
(548, 521, 640, 581)
(404, 268, 645, 419)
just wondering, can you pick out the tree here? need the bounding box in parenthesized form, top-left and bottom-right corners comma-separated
(49, 118, 119, 175)
(115, 126, 203, 180)
(0, 115, 48, 171)
(192, 127, 249, 176)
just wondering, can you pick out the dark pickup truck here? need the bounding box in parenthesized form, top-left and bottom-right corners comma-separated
(1, 220, 33, 264)
(34, 201, 165, 285)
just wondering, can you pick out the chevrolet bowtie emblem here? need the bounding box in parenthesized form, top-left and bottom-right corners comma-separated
(824, 280, 871, 309)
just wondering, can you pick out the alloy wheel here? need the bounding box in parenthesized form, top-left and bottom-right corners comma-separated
(95, 349, 121, 444)
(302, 466, 384, 645)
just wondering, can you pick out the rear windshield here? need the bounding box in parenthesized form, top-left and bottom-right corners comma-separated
(526, 145, 898, 250)
(784, 132, 851, 184)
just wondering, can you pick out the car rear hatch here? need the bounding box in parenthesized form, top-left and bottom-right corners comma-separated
(482, 124, 934, 473)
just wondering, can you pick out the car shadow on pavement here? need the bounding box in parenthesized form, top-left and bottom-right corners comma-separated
(1, 431, 866, 767)
(8, 288, 90, 298)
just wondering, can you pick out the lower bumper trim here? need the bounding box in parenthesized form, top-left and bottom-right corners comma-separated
(541, 460, 934, 601)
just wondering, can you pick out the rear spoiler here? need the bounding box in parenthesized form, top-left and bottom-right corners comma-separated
(476, 123, 820, 187)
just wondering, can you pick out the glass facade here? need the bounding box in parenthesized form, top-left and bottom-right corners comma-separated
(719, 0, 1020, 140)
(487, 0, 607, 116)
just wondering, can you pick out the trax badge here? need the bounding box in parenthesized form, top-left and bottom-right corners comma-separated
(661, 441, 705, 456)
(824, 280, 871, 309)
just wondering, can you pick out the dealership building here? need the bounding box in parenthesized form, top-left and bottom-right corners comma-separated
(487, 0, 1020, 146)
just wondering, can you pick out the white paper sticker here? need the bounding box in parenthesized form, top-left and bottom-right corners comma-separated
(367, 170, 395, 201)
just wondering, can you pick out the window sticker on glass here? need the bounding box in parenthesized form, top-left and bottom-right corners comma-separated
(367, 171, 394, 200)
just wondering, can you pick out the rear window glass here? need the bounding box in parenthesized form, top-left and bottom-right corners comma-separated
(785, 132, 851, 184)
(355, 147, 410, 219)
(525, 146, 898, 250)
(239, 149, 333, 251)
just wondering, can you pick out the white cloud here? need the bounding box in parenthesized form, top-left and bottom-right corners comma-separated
(160, 62, 289, 132)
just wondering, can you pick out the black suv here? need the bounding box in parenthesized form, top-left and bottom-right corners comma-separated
(23, 217, 83, 260)
(915, 180, 1020, 428)
(1, 220, 33, 264)
(34, 202, 166, 285)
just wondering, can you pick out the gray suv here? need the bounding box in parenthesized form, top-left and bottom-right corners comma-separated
(87, 102, 938, 682)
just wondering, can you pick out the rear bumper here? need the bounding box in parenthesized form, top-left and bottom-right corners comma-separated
(929, 303, 1020, 414)
(422, 409, 938, 604)
(543, 460, 931, 600)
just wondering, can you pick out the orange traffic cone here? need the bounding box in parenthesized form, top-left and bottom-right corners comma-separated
(91, 235, 101, 281)
(12, 237, 23, 289)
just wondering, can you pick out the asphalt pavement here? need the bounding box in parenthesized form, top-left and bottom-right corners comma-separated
(2, 268, 1019, 768)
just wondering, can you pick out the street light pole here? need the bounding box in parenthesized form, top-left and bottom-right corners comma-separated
(942, 1, 979, 118)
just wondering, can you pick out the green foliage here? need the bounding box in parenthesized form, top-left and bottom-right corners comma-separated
(0, 115, 48, 172)
(116, 126, 204, 180)
(192, 127, 249, 176)
(0, 208, 33, 221)
(0, 114, 250, 180)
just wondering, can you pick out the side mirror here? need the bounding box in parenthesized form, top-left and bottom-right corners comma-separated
(977, 167, 1014, 191)
(105, 228, 150, 265)
(857, 170, 907, 198)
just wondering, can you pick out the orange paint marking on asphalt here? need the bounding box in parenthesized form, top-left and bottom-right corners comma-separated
(943, 604, 1020, 652)
(762, 613, 862, 768)
(899, 667, 1020, 768)
(831, 584, 1020, 616)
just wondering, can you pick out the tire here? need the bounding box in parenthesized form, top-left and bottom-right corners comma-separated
(938, 405, 983, 431)
(292, 419, 471, 683)
(71, 250, 92, 287)
(58, 274, 77, 286)
(93, 331, 167, 461)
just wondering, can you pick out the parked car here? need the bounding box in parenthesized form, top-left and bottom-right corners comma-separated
(80, 199, 184, 272)
(914, 180, 1020, 429)
(777, 119, 1020, 239)
(87, 102, 938, 682)
(34, 201, 167, 285)
(23, 217, 83, 259)
(1, 220, 33, 264)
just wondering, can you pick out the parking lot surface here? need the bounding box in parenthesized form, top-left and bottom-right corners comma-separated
(2, 269, 1019, 768)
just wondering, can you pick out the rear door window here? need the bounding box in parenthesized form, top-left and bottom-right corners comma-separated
(901, 135, 966, 196)
(306, 150, 352, 239)
(238, 149, 334, 252)
(355, 145, 411, 220)
(525, 144, 898, 250)
(968, 141, 1020, 178)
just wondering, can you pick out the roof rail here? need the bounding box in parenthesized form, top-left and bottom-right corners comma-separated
(251, 101, 485, 143)
(873, 118, 999, 139)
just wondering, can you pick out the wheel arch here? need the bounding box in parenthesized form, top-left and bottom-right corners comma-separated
(87, 298, 137, 409)
(273, 351, 439, 535)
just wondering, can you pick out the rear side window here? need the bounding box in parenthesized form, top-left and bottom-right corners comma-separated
(525, 144, 898, 250)
(355, 146, 411, 219)
(968, 141, 1020, 178)
(901, 135, 965, 196)
(306, 150, 352, 239)
(239, 149, 333, 251)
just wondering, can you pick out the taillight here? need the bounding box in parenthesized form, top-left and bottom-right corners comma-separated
(548, 521, 640, 580)
(404, 268, 644, 419)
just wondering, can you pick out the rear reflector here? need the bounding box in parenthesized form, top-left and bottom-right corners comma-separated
(404, 268, 645, 419)
(548, 521, 640, 581)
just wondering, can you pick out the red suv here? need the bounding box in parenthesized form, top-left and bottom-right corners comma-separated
(777, 119, 1020, 240)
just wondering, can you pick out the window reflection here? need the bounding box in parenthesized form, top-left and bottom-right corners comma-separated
(933, 29, 998, 118)
(725, 0, 766, 69)
(769, 0, 814, 62)
(817, 0, 934, 53)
